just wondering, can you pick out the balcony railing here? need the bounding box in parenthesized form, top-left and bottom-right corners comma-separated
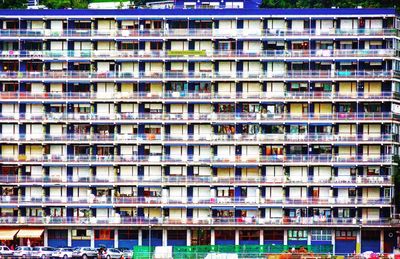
(0, 70, 393, 80)
(0, 112, 392, 122)
(0, 49, 395, 59)
(0, 216, 392, 226)
(1, 196, 392, 206)
(0, 154, 392, 164)
(0, 91, 394, 101)
(0, 175, 391, 185)
(0, 133, 394, 143)
(0, 28, 396, 38)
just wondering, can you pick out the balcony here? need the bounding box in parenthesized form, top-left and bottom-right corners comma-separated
(0, 154, 393, 165)
(2, 196, 391, 206)
(0, 133, 394, 144)
(0, 112, 392, 123)
(12, 215, 400, 226)
(0, 91, 394, 102)
(0, 28, 396, 38)
(0, 175, 392, 186)
(0, 216, 391, 226)
(0, 49, 395, 60)
(0, 70, 393, 81)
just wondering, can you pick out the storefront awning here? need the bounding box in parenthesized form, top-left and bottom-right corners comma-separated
(17, 229, 44, 238)
(0, 229, 19, 240)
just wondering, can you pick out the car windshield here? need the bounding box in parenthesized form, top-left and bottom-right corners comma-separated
(63, 249, 73, 252)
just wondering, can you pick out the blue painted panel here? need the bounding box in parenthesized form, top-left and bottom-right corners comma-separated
(167, 239, 186, 246)
(118, 240, 138, 249)
(361, 239, 380, 253)
(0, 8, 395, 17)
(95, 240, 114, 248)
(239, 240, 259, 245)
(48, 239, 68, 248)
(142, 238, 162, 246)
(335, 240, 356, 255)
(311, 241, 331, 245)
(72, 240, 91, 247)
(264, 240, 284, 245)
(215, 239, 235, 245)
(288, 240, 307, 246)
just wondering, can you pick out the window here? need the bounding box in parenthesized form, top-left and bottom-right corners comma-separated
(215, 210, 234, 218)
(48, 230, 68, 239)
(217, 104, 235, 113)
(95, 229, 114, 240)
(290, 125, 307, 134)
(335, 230, 357, 240)
(264, 230, 284, 240)
(265, 145, 284, 156)
(311, 230, 332, 241)
(239, 230, 259, 241)
(76, 229, 88, 237)
(119, 230, 138, 240)
(242, 104, 260, 113)
(194, 82, 211, 93)
(288, 230, 308, 240)
(167, 230, 186, 240)
(337, 103, 352, 113)
(215, 230, 235, 240)
(338, 208, 350, 218)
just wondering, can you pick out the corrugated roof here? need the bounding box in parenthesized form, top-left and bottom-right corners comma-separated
(0, 8, 396, 17)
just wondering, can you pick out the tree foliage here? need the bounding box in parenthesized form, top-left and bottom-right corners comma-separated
(40, 0, 89, 8)
(260, 0, 397, 8)
(0, 0, 27, 9)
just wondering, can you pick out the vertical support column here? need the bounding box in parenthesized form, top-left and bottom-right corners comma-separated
(380, 229, 384, 254)
(186, 229, 191, 246)
(114, 229, 119, 248)
(162, 229, 167, 246)
(356, 229, 361, 254)
(259, 229, 264, 245)
(211, 229, 215, 245)
(90, 228, 95, 248)
(283, 229, 288, 246)
(43, 229, 48, 246)
(235, 229, 240, 245)
(332, 229, 336, 256)
(138, 229, 143, 246)
(67, 229, 72, 247)
(307, 230, 311, 246)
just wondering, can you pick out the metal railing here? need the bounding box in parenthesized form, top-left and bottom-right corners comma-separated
(0, 216, 392, 226)
(0, 196, 392, 206)
(0, 49, 395, 59)
(0, 28, 396, 38)
(0, 112, 393, 122)
(0, 91, 394, 101)
(0, 154, 393, 163)
(0, 70, 393, 80)
(0, 133, 394, 143)
(0, 175, 391, 185)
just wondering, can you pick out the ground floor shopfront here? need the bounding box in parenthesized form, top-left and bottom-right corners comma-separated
(0, 227, 396, 255)
(41, 228, 397, 255)
(0, 228, 44, 249)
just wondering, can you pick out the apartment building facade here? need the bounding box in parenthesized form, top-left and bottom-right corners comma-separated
(0, 6, 399, 255)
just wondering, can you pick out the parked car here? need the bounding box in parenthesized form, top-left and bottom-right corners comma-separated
(100, 249, 123, 259)
(0, 246, 14, 258)
(72, 247, 98, 259)
(13, 246, 33, 258)
(31, 247, 57, 259)
(52, 248, 74, 259)
(117, 248, 132, 259)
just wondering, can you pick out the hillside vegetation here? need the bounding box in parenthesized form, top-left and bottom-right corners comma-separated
(0, 0, 397, 11)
